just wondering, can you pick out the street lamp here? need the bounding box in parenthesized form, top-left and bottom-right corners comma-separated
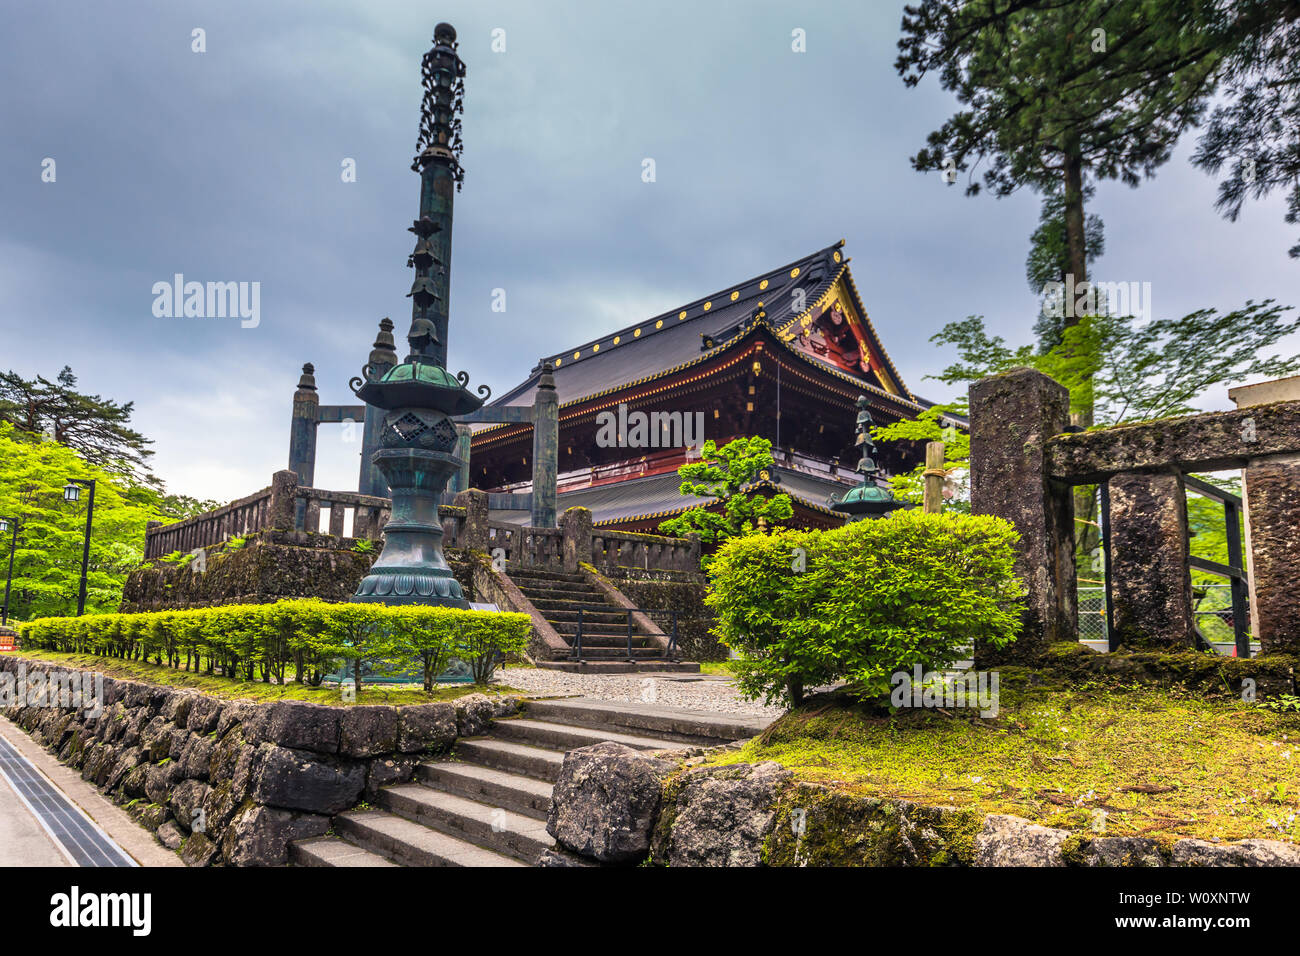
(0, 516, 18, 626)
(64, 479, 96, 616)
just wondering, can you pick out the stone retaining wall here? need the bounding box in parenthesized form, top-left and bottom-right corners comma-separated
(121, 533, 476, 612)
(0, 655, 519, 866)
(543, 743, 1300, 867)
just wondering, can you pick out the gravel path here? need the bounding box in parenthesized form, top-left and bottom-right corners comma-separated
(495, 667, 784, 721)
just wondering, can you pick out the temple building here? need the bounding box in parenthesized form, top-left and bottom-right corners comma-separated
(469, 239, 958, 531)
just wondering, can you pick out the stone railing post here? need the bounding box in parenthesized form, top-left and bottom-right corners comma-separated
(1107, 471, 1195, 649)
(969, 368, 1076, 664)
(686, 532, 702, 571)
(1244, 457, 1300, 654)
(267, 470, 299, 532)
(454, 488, 490, 553)
(531, 364, 559, 529)
(560, 506, 593, 574)
(145, 520, 162, 560)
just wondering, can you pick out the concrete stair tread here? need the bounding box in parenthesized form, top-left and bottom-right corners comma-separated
(535, 661, 701, 674)
(496, 717, 691, 752)
(336, 810, 526, 867)
(419, 761, 554, 819)
(523, 698, 767, 743)
(291, 835, 399, 867)
(382, 785, 552, 860)
(454, 737, 565, 781)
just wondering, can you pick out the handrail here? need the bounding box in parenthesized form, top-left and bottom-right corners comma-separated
(571, 606, 679, 663)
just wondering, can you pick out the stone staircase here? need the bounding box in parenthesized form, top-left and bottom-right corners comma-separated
(290, 699, 760, 867)
(507, 567, 699, 674)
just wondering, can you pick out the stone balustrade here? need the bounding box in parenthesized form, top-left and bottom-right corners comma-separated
(969, 368, 1300, 659)
(144, 471, 698, 575)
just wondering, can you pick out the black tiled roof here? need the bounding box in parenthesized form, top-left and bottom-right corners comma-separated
(487, 240, 911, 412)
(489, 465, 857, 528)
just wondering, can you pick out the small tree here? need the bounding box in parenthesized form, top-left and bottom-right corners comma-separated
(392, 606, 455, 692)
(316, 604, 399, 698)
(451, 613, 531, 685)
(658, 437, 793, 550)
(709, 511, 1025, 708)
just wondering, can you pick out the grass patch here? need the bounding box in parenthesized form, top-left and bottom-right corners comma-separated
(699, 660, 738, 677)
(706, 672, 1300, 845)
(13, 649, 521, 706)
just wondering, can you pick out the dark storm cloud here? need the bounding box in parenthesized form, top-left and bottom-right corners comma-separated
(1, 0, 1295, 499)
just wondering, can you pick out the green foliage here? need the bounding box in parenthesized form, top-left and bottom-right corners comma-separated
(0, 422, 171, 619)
(870, 402, 970, 510)
(17, 600, 532, 695)
(352, 539, 376, 554)
(224, 536, 247, 552)
(926, 306, 1300, 426)
(0, 367, 156, 484)
(707, 510, 1025, 707)
(658, 436, 794, 547)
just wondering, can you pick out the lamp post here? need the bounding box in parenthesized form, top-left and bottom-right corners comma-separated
(0, 516, 18, 626)
(829, 395, 911, 522)
(63, 479, 96, 616)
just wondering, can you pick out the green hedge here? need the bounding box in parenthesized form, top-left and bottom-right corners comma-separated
(707, 510, 1026, 706)
(18, 600, 531, 692)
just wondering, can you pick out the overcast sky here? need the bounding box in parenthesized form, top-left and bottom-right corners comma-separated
(3, 0, 1297, 502)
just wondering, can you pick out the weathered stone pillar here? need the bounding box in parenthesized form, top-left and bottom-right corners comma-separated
(531, 364, 559, 529)
(1244, 457, 1300, 654)
(288, 363, 320, 486)
(358, 318, 398, 497)
(968, 368, 1076, 664)
(267, 470, 299, 531)
(1107, 470, 1195, 649)
(560, 507, 593, 574)
(454, 488, 489, 553)
(450, 424, 472, 494)
(145, 520, 162, 560)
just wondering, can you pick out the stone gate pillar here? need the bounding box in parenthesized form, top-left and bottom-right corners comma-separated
(531, 364, 559, 529)
(1245, 457, 1300, 654)
(359, 318, 398, 497)
(288, 363, 319, 486)
(1107, 470, 1195, 649)
(968, 368, 1076, 664)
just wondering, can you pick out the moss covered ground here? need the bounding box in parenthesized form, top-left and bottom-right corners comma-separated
(706, 669, 1300, 846)
(9, 649, 520, 706)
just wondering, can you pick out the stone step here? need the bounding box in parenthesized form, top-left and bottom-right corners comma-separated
(512, 587, 603, 600)
(334, 809, 525, 867)
(549, 630, 658, 648)
(416, 761, 554, 821)
(563, 646, 666, 660)
(529, 597, 625, 613)
(505, 567, 586, 584)
(378, 785, 552, 864)
(535, 660, 702, 674)
(543, 608, 630, 626)
(290, 835, 398, 867)
(523, 698, 766, 746)
(453, 738, 565, 782)
(491, 717, 693, 754)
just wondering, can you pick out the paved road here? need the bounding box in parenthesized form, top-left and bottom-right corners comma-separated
(0, 717, 178, 868)
(0, 762, 68, 866)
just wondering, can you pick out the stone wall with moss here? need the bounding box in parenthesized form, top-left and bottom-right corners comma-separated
(0, 654, 518, 866)
(1037, 641, 1299, 696)
(543, 743, 1300, 867)
(121, 531, 476, 612)
(607, 568, 725, 662)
